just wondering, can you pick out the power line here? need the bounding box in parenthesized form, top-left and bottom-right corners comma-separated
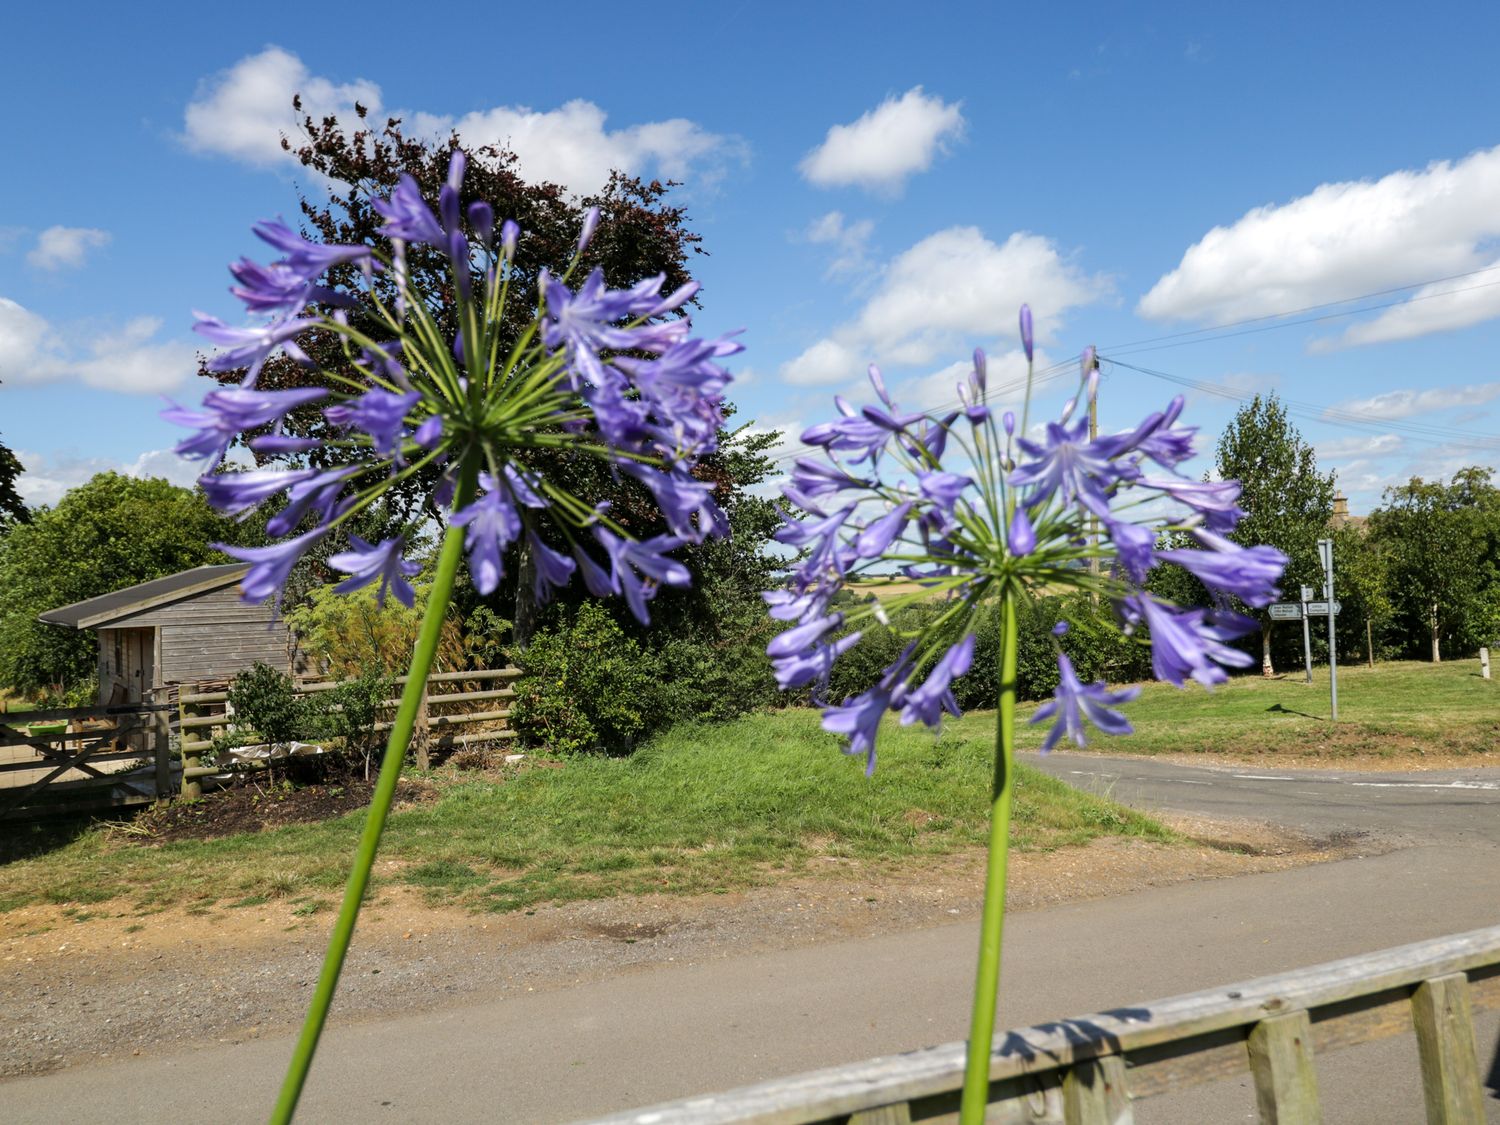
(1104, 357, 1500, 454)
(1100, 262, 1500, 358)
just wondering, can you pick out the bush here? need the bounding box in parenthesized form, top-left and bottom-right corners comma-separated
(509, 603, 657, 754)
(220, 663, 390, 772)
(646, 604, 782, 725)
(226, 662, 304, 745)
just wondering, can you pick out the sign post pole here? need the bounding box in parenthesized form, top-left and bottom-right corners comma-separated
(1318, 538, 1338, 721)
(1299, 584, 1314, 684)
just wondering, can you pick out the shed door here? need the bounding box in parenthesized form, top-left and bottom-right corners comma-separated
(107, 627, 156, 704)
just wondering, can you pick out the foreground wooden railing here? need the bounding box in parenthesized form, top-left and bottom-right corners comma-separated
(177, 667, 522, 796)
(587, 925, 1500, 1124)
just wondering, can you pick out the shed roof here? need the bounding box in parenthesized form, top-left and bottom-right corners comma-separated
(38, 564, 250, 630)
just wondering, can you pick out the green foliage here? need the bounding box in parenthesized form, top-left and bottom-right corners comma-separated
(226, 663, 304, 746)
(0, 473, 257, 696)
(1213, 394, 1336, 672)
(1368, 466, 1500, 658)
(221, 662, 389, 764)
(647, 602, 782, 725)
(509, 603, 657, 754)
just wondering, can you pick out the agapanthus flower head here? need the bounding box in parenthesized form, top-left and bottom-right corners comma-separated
(175, 156, 738, 623)
(765, 305, 1286, 770)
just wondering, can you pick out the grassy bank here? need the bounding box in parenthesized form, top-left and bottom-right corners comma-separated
(1007, 658, 1499, 760)
(0, 709, 1173, 915)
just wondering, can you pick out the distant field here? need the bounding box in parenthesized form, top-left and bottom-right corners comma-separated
(845, 576, 938, 601)
(1002, 658, 1499, 762)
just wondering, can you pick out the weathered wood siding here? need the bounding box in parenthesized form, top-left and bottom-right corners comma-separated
(104, 582, 293, 684)
(97, 627, 156, 703)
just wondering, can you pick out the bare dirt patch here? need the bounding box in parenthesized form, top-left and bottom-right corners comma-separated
(134, 777, 436, 842)
(0, 815, 1369, 1080)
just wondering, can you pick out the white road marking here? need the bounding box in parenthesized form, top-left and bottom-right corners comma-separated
(1233, 774, 1297, 781)
(1349, 779, 1500, 791)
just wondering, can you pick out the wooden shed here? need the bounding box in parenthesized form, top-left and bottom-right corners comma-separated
(38, 564, 297, 705)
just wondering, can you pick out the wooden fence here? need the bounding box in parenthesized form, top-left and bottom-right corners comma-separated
(176, 667, 522, 796)
(0, 701, 174, 819)
(587, 923, 1500, 1124)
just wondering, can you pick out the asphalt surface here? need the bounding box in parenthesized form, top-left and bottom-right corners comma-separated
(6, 753, 1500, 1124)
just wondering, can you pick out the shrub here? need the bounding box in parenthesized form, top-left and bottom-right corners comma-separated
(646, 604, 782, 725)
(509, 603, 657, 754)
(226, 662, 304, 745)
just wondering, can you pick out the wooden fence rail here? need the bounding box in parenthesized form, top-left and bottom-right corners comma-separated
(0, 703, 174, 819)
(177, 667, 522, 796)
(584, 924, 1500, 1125)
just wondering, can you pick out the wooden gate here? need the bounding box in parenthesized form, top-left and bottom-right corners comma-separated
(0, 701, 174, 819)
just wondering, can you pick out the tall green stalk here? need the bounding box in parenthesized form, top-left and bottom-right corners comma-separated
(269, 462, 477, 1125)
(959, 588, 1020, 1124)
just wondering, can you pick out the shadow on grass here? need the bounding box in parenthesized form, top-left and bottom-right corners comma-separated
(0, 812, 115, 866)
(1266, 702, 1325, 721)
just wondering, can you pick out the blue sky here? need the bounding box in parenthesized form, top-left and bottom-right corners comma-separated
(4, 1, 1500, 510)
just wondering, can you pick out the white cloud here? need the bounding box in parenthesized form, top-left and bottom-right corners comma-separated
(27, 226, 111, 271)
(14, 446, 213, 508)
(1315, 433, 1404, 460)
(1331, 381, 1500, 419)
(898, 350, 1038, 413)
(799, 87, 964, 193)
(780, 226, 1108, 386)
(804, 211, 875, 279)
(1140, 144, 1500, 336)
(1319, 262, 1500, 349)
(184, 47, 742, 194)
(184, 46, 381, 168)
(0, 298, 196, 394)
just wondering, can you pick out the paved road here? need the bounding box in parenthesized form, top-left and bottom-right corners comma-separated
(1022, 751, 1500, 846)
(6, 755, 1500, 1124)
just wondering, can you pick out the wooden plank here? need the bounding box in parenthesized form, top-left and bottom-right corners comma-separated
(0, 702, 171, 724)
(1410, 974, 1484, 1124)
(1062, 1056, 1131, 1125)
(178, 667, 520, 705)
(579, 926, 1500, 1125)
(0, 725, 137, 749)
(0, 727, 140, 818)
(1247, 1011, 1320, 1123)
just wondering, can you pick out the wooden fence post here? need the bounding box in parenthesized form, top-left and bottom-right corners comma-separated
(152, 706, 171, 801)
(1063, 1055, 1132, 1125)
(413, 678, 430, 770)
(1410, 974, 1484, 1124)
(179, 695, 201, 799)
(1247, 1010, 1321, 1124)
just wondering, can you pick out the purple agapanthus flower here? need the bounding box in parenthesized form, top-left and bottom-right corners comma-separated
(323, 388, 421, 458)
(765, 313, 1286, 772)
(217, 528, 327, 607)
(328, 536, 421, 608)
(1030, 654, 1140, 751)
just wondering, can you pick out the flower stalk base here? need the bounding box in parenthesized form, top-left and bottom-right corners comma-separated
(269, 466, 476, 1125)
(959, 589, 1020, 1125)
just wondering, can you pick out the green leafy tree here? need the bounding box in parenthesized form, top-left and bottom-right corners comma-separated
(0, 473, 259, 696)
(1214, 394, 1335, 674)
(0, 380, 31, 531)
(1368, 467, 1498, 660)
(203, 109, 702, 620)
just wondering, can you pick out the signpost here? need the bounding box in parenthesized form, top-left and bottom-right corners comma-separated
(1299, 584, 1314, 684)
(1317, 538, 1338, 721)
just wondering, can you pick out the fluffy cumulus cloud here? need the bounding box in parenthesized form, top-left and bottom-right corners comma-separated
(1331, 381, 1500, 419)
(779, 226, 1108, 386)
(1315, 433, 1404, 460)
(13, 447, 215, 509)
(1140, 144, 1500, 342)
(184, 47, 741, 193)
(804, 211, 876, 279)
(0, 298, 196, 394)
(799, 87, 964, 193)
(27, 226, 111, 271)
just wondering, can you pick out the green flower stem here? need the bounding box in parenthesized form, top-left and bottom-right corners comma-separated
(959, 587, 1020, 1125)
(268, 458, 479, 1125)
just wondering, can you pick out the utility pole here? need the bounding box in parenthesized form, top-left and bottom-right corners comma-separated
(1318, 538, 1338, 721)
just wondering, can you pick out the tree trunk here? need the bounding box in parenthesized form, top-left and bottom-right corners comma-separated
(1430, 602, 1441, 663)
(513, 538, 538, 652)
(1261, 621, 1274, 677)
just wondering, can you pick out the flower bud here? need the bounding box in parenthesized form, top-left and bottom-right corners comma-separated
(1019, 304, 1034, 364)
(577, 206, 601, 254)
(1008, 506, 1036, 557)
(500, 219, 520, 259)
(467, 201, 494, 246)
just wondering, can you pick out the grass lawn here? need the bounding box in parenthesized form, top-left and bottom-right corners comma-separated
(1006, 658, 1500, 761)
(0, 709, 1172, 916)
